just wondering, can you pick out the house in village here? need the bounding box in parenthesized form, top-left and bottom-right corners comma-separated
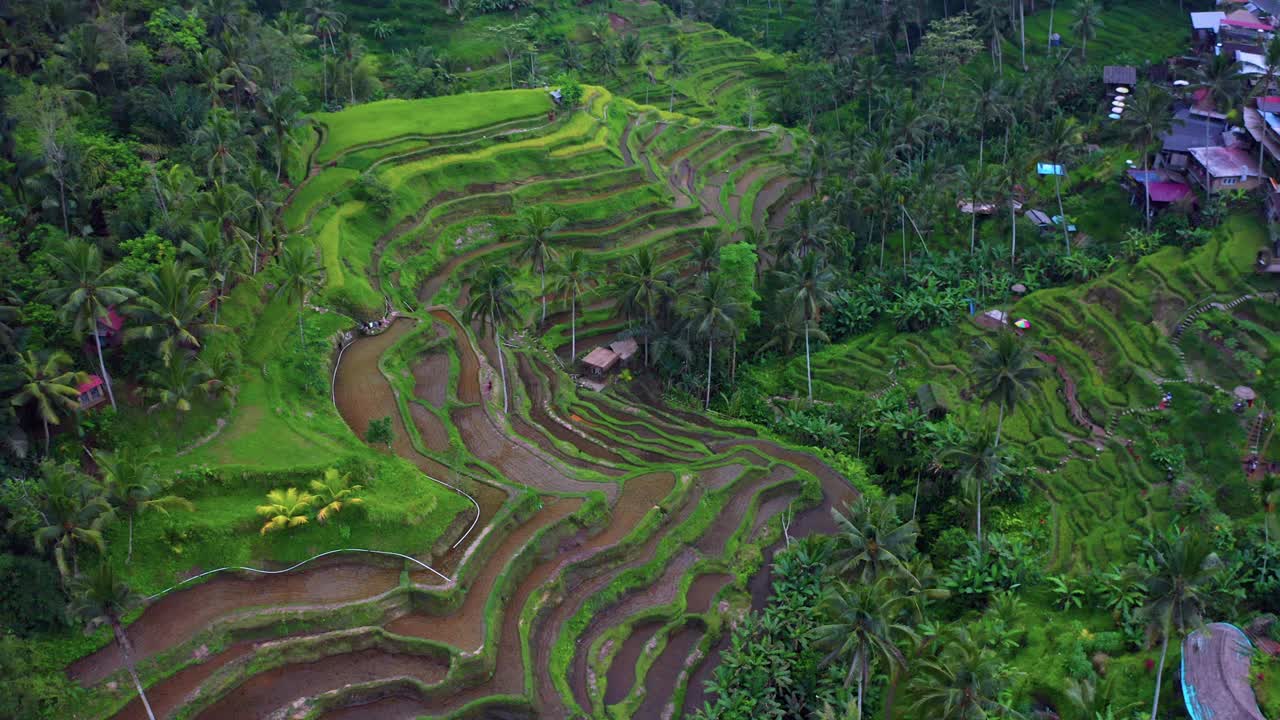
(78, 375, 107, 410)
(1103, 65, 1137, 92)
(1126, 169, 1196, 213)
(94, 306, 125, 348)
(1187, 145, 1266, 192)
(579, 338, 639, 378)
(1160, 108, 1229, 169)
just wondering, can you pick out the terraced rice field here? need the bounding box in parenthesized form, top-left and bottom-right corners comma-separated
(68, 88, 856, 719)
(771, 222, 1272, 570)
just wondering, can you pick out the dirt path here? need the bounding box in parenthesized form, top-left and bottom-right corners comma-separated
(1035, 351, 1107, 443)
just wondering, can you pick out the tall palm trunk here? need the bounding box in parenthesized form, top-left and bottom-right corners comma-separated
(1143, 153, 1152, 231)
(110, 616, 157, 720)
(1019, 0, 1026, 70)
(94, 328, 118, 410)
(43, 417, 51, 457)
(127, 514, 134, 564)
(1009, 194, 1018, 269)
(540, 267, 547, 325)
(298, 296, 305, 347)
(1054, 171, 1069, 255)
(496, 328, 509, 413)
(1150, 628, 1170, 720)
(570, 293, 577, 359)
(804, 318, 813, 402)
(705, 336, 714, 410)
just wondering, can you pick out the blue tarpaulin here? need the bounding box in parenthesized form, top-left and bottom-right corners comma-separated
(1037, 162, 1065, 176)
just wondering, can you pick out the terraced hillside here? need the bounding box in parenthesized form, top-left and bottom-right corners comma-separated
(67, 89, 852, 719)
(760, 215, 1276, 570)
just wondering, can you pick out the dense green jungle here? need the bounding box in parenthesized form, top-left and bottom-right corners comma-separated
(2, 0, 1280, 718)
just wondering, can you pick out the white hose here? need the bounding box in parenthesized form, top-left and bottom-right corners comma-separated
(145, 547, 449, 601)
(331, 327, 482, 548)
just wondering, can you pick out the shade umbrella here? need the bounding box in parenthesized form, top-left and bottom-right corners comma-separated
(1014, 318, 1031, 329)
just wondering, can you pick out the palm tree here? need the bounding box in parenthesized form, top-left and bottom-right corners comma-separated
(612, 247, 674, 366)
(1141, 529, 1220, 720)
(829, 495, 919, 583)
(273, 243, 324, 347)
(938, 427, 1008, 549)
(956, 163, 990, 255)
(309, 467, 364, 522)
(68, 562, 158, 720)
(10, 350, 83, 455)
(1253, 36, 1280, 173)
(40, 238, 135, 411)
(97, 447, 193, 564)
(511, 205, 566, 326)
(465, 266, 522, 414)
(27, 461, 110, 578)
(756, 304, 830, 358)
(143, 354, 214, 423)
(369, 19, 396, 41)
(181, 224, 246, 325)
(127, 260, 221, 366)
(1123, 86, 1173, 231)
(779, 200, 833, 262)
(1071, 0, 1102, 60)
(257, 487, 317, 535)
(688, 231, 723, 278)
(243, 167, 283, 272)
(258, 88, 307, 182)
(663, 39, 688, 113)
(777, 253, 834, 402)
(812, 576, 917, 719)
(972, 331, 1041, 448)
(1040, 114, 1081, 256)
(678, 274, 746, 409)
(550, 250, 591, 360)
(909, 628, 1019, 719)
(1195, 54, 1244, 185)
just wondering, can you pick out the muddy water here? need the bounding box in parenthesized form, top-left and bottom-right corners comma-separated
(111, 642, 253, 720)
(428, 310, 480, 403)
(751, 175, 795, 228)
(332, 318, 507, 571)
(635, 619, 707, 719)
(685, 573, 731, 614)
(70, 562, 402, 687)
(603, 619, 663, 705)
(516, 355, 630, 466)
(385, 498, 582, 652)
(338, 474, 675, 718)
(194, 649, 448, 720)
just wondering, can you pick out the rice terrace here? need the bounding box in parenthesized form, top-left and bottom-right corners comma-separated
(5, 1, 1280, 719)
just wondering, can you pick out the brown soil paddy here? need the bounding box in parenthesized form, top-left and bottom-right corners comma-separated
(515, 355, 631, 467)
(418, 242, 515, 306)
(411, 348, 450, 408)
(194, 649, 448, 720)
(603, 619, 665, 706)
(70, 561, 402, 687)
(635, 619, 707, 719)
(369, 473, 675, 717)
(685, 573, 731, 614)
(385, 497, 583, 652)
(751, 175, 795, 228)
(111, 642, 253, 720)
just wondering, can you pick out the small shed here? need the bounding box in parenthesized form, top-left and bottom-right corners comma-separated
(974, 309, 1010, 331)
(608, 338, 639, 364)
(549, 89, 563, 104)
(1025, 208, 1053, 228)
(581, 346, 619, 375)
(1103, 65, 1138, 87)
(78, 375, 106, 410)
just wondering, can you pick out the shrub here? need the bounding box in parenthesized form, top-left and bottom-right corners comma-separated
(0, 555, 66, 636)
(366, 416, 394, 447)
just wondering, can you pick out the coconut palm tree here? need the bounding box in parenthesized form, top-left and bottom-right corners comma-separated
(40, 238, 135, 411)
(830, 495, 919, 584)
(973, 330, 1041, 448)
(678, 274, 746, 409)
(127, 260, 222, 366)
(1123, 86, 1173, 231)
(1141, 529, 1220, 720)
(1071, 0, 1102, 60)
(1195, 54, 1244, 187)
(756, 304, 830, 358)
(938, 427, 1008, 550)
(777, 253, 834, 402)
(550, 250, 592, 360)
(97, 448, 193, 564)
(663, 38, 688, 112)
(181, 224, 247, 325)
(465, 266, 522, 414)
(309, 467, 363, 522)
(779, 200, 834, 263)
(1040, 114, 1081, 256)
(143, 353, 215, 423)
(909, 628, 1020, 719)
(273, 243, 324, 347)
(68, 562, 158, 720)
(812, 576, 917, 719)
(10, 350, 83, 455)
(612, 247, 674, 366)
(512, 205, 566, 326)
(688, 231, 723, 278)
(28, 461, 110, 578)
(956, 163, 990, 255)
(257, 487, 317, 535)
(258, 88, 307, 183)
